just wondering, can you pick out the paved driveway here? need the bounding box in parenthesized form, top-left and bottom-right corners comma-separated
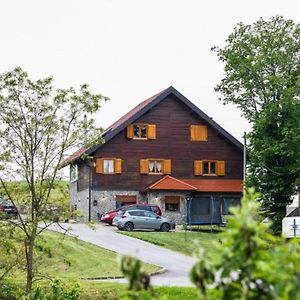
(48, 223, 196, 287)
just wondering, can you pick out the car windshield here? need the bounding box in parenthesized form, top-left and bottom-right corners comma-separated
(0, 199, 13, 206)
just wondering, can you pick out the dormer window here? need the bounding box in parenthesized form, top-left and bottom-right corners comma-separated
(127, 124, 156, 140)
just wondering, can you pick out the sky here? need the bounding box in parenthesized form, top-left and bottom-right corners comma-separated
(1, 0, 300, 143)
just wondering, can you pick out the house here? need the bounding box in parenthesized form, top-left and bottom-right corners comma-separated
(65, 86, 244, 223)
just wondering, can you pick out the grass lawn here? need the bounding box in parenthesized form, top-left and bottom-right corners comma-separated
(79, 282, 219, 300)
(120, 229, 221, 257)
(34, 230, 160, 279)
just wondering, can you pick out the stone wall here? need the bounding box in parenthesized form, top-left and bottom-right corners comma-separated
(90, 190, 146, 220)
(147, 191, 189, 224)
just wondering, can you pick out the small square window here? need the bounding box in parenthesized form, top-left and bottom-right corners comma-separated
(103, 159, 114, 173)
(165, 203, 179, 211)
(203, 161, 216, 175)
(133, 124, 147, 139)
(148, 160, 163, 174)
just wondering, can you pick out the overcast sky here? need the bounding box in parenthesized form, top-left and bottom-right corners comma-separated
(1, 0, 300, 142)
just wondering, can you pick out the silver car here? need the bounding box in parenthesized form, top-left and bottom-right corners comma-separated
(115, 210, 175, 232)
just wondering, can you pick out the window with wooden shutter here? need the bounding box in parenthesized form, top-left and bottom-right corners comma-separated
(96, 158, 104, 174)
(127, 125, 134, 139)
(114, 159, 122, 174)
(194, 160, 203, 176)
(140, 159, 148, 174)
(190, 125, 207, 141)
(163, 160, 171, 174)
(165, 196, 180, 211)
(147, 124, 156, 139)
(216, 161, 225, 176)
(96, 158, 122, 174)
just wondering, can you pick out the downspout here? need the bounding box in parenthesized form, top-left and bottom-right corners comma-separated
(243, 131, 247, 197)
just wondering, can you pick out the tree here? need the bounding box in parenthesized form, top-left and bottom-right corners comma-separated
(0, 67, 108, 292)
(248, 98, 300, 233)
(213, 15, 300, 233)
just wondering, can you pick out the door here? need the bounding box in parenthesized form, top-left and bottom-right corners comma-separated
(143, 211, 160, 229)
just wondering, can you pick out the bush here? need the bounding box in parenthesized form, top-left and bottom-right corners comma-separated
(190, 189, 300, 300)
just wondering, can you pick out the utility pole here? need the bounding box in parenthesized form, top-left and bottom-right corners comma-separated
(84, 114, 92, 222)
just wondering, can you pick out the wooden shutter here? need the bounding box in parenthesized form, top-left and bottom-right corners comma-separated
(194, 160, 203, 176)
(95, 158, 103, 174)
(127, 125, 134, 139)
(191, 125, 207, 141)
(114, 159, 122, 174)
(163, 160, 171, 174)
(147, 124, 156, 139)
(140, 159, 148, 174)
(199, 126, 207, 141)
(217, 161, 225, 176)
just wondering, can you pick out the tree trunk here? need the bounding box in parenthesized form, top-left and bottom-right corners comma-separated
(25, 234, 35, 294)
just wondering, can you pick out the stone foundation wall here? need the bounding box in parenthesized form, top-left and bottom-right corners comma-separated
(69, 185, 189, 224)
(90, 190, 146, 220)
(147, 191, 189, 224)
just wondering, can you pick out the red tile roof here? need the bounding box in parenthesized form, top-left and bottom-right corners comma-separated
(145, 176, 243, 193)
(145, 176, 197, 191)
(62, 147, 87, 165)
(102, 88, 168, 134)
(183, 179, 243, 193)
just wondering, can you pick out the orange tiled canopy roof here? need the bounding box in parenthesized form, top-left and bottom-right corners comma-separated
(145, 176, 243, 193)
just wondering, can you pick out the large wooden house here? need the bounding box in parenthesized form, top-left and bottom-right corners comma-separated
(65, 87, 243, 223)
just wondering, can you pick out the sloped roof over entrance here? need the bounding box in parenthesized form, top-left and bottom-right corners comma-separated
(64, 86, 243, 164)
(145, 176, 198, 191)
(145, 176, 243, 193)
(183, 179, 243, 193)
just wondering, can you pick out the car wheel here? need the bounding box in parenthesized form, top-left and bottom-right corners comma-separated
(124, 222, 134, 231)
(160, 223, 170, 232)
(117, 226, 124, 231)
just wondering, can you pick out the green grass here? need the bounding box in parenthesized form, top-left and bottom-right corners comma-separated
(35, 230, 160, 279)
(79, 282, 219, 300)
(120, 229, 221, 257)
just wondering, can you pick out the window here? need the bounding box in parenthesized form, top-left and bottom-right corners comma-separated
(133, 124, 147, 139)
(203, 161, 216, 175)
(148, 160, 163, 174)
(128, 211, 145, 217)
(104, 159, 114, 173)
(115, 195, 136, 209)
(96, 158, 122, 174)
(144, 211, 156, 218)
(194, 160, 225, 176)
(127, 124, 156, 139)
(70, 164, 78, 182)
(165, 196, 180, 212)
(140, 159, 171, 174)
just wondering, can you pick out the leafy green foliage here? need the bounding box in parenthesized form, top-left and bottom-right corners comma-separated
(24, 279, 80, 300)
(0, 67, 108, 292)
(248, 98, 300, 233)
(213, 16, 300, 234)
(191, 189, 300, 299)
(119, 256, 151, 292)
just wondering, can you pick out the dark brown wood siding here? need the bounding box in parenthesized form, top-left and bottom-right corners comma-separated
(77, 162, 89, 191)
(91, 95, 243, 190)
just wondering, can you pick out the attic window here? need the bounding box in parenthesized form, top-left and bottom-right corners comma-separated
(127, 124, 156, 139)
(134, 124, 147, 139)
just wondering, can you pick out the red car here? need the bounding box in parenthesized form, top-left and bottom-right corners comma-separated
(0, 199, 18, 218)
(100, 204, 162, 225)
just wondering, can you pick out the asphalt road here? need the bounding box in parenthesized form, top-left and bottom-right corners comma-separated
(48, 223, 196, 287)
